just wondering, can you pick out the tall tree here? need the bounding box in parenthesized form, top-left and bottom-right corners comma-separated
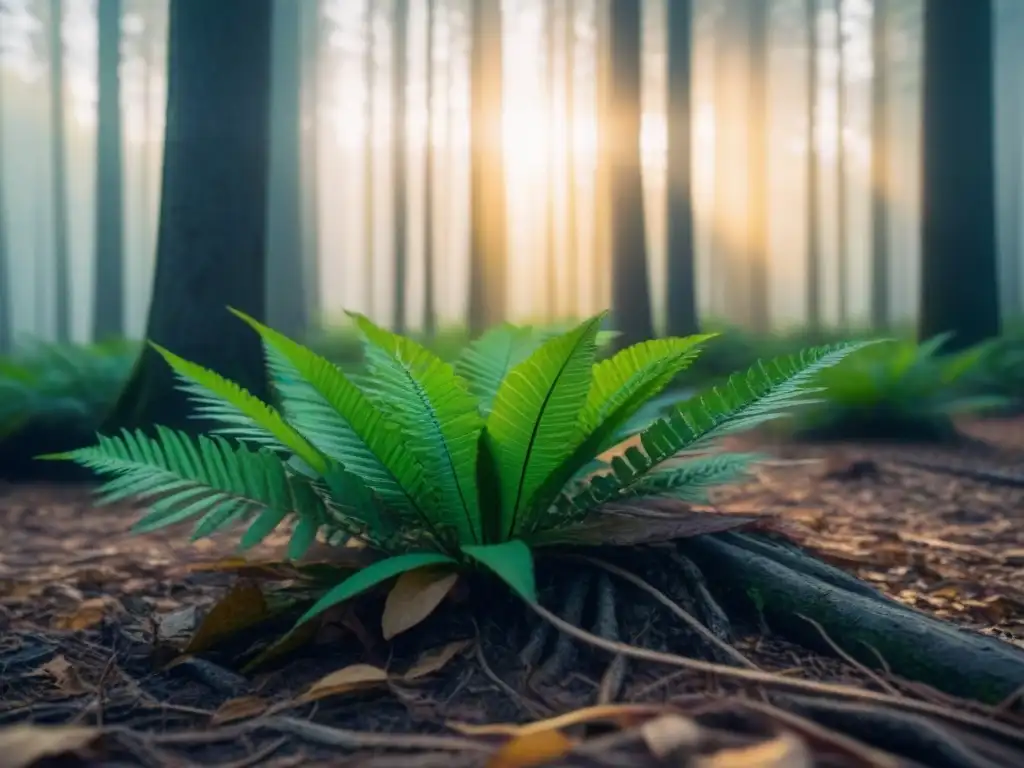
(0, 23, 9, 354)
(467, 0, 507, 334)
(392, 0, 410, 332)
(265, 0, 308, 338)
(805, 0, 821, 329)
(746, 0, 769, 332)
(363, 0, 376, 318)
(92, 0, 124, 341)
(563, 0, 579, 318)
(592, 0, 611, 313)
(299, 0, 322, 327)
(869, 0, 890, 328)
(918, 0, 999, 348)
(422, 0, 437, 337)
(995, 0, 1022, 319)
(544, 0, 559, 318)
(106, 0, 274, 433)
(835, 0, 849, 325)
(665, 0, 698, 336)
(608, 0, 653, 345)
(48, 0, 71, 342)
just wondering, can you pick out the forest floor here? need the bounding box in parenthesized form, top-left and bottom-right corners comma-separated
(2, 419, 1024, 767)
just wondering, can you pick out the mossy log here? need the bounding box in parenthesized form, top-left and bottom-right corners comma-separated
(678, 532, 1024, 705)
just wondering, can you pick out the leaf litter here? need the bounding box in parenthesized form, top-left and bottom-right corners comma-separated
(2, 418, 1024, 764)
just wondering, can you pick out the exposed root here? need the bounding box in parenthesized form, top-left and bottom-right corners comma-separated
(538, 571, 591, 680)
(594, 573, 627, 703)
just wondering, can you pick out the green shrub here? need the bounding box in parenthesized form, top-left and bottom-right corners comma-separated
(45, 310, 869, 630)
(792, 334, 1007, 441)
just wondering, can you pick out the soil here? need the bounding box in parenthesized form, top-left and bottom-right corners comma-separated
(2, 418, 1024, 766)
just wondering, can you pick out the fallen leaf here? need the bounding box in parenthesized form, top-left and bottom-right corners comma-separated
(31, 655, 87, 694)
(696, 732, 811, 768)
(640, 714, 702, 759)
(157, 605, 200, 645)
(242, 619, 320, 673)
(451, 704, 669, 736)
(52, 597, 118, 631)
(403, 639, 473, 681)
(382, 566, 458, 640)
(297, 663, 390, 703)
(184, 582, 271, 654)
(211, 695, 269, 725)
(0, 724, 101, 767)
(487, 730, 575, 768)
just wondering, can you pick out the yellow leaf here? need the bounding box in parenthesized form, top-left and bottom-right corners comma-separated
(451, 704, 668, 737)
(640, 714, 702, 760)
(52, 597, 118, 631)
(211, 696, 269, 725)
(184, 582, 271, 654)
(487, 730, 575, 768)
(297, 664, 390, 703)
(697, 732, 811, 768)
(403, 639, 473, 681)
(382, 567, 458, 640)
(0, 724, 101, 768)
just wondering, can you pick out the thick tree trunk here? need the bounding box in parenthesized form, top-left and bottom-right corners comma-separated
(665, 0, 698, 337)
(92, 0, 125, 342)
(563, 0, 579, 319)
(104, 0, 274, 434)
(918, 1, 1000, 349)
(48, 0, 71, 343)
(392, 0, 410, 333)
(265, 0, 308, 340)
(422, 0, 437, 338)
(805, 0, 822, 330)
(545, 1, 559, 320)
(746, 0, 769, 333)
(299, 0, 322, 330)
(869, 0, 890, 330)
(682, 532, 1024, 704)
(592, 0, 611, 315)
(363, 1, 376, 319)
(608, 0, 653, 347)
(835, 0, 848, 327)
(467, 0, 507, 335)
(0, 32, 10, 354)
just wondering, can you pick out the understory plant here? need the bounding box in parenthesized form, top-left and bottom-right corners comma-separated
(791, 334, 1007, 441)
(46, 310, 871, 636)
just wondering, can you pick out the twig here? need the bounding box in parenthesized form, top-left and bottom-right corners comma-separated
(472, 622, 551, 719)
(795, 613, 901, 697)
(570, 555, 758, 670)
(526, 600, 1024, 747)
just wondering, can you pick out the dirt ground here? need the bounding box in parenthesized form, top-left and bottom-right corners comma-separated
(3, 419, 1024, 766)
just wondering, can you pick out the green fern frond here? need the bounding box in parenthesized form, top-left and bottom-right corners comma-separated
(150, 343, 327, 473)
(560, 342, 874, 515)
(349, 312, 485, 544)
(455, 324, 544, 415)
(486, 314, 604, 538)
(623, 452, 762, 503)
(228, 310, 444, 544)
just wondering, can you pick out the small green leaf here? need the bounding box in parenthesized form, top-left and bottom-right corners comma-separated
(461, 540, 537, 603)
(288, 516, 320, 561)
(294, 552, 458, 626)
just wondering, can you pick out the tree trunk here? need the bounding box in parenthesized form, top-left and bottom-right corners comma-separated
(545, 1, 559, 320)
(104, 0, 274, 434)
(422, 0, 437, 338)
(392, 0, 410, 333)
(918, 0, 1000, 349)
(92, 0, 125, 342)
(0, 27, 10, 354)
(265, 0, 307, 339)
(746, 0, 769, 333)
(48, 0, 71, 343)
(995, 0, 1022, 321)
(608, 0, 653, 347)
(299, 0, 322, 330)
(563, 0, 579, 319)
(869, 0, 890, 330)
(592, 0, 611, 314)
(805, 0, 821, 330)
(835, 0, 848, 327)
(363, 1, 376, 319)
(467, 0, 507, 335)
(664, 0, 698, 337)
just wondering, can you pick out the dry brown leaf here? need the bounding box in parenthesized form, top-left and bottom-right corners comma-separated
(451, 704, 669, 737)
(640, 714, 702, 759)
(32, 655, 87, 694)
(211, 695, 269, 725)
(382, 566, 458, 640)
(487, 729, 576, 768)
(297, 663, 390, 703)
(696, 732, 811, 768)
(52, 597, 118, 631)
(403, 639, 473, 681)
(0, 724, 101, 767)
(184, 582, 271, 654)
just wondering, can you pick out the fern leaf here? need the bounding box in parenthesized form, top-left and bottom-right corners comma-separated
(486, 314, 604, 538)
(622, 452, 762, 503)
(455, 324, 545, 415)
(562, 342, 876, 513)
(228, 310, 442, 543)
(349, 313, 485, 544)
